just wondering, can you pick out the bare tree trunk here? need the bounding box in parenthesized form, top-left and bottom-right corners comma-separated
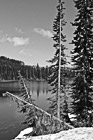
(58, 0, 62, 119)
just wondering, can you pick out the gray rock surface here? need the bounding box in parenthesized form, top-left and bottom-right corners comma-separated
(14, 127, 93, 140)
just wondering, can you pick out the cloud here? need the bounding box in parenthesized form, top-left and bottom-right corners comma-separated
(34, 28, 53, 38)
(15, 27, 24, 34)
(0, 34, 8, 42)
(0, 36, 29, 46)
(7, 37, 29, 46)
(19, 49, 32, 57)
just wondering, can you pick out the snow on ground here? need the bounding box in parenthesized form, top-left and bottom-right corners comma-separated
(14, 127, 93, 140)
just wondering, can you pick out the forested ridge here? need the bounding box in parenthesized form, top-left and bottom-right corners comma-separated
(0, 56, 49, 80)
(0, 56, 74, 81)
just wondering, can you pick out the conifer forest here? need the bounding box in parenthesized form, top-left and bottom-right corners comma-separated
(1, 0, 93, 137)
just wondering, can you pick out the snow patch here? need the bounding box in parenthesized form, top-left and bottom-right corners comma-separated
(68, 113, 76, 121)
(16, 127, 33, 139)
(14, 127, 93, 140)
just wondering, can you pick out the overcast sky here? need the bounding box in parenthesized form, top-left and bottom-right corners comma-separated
(0, 0, 77, 66)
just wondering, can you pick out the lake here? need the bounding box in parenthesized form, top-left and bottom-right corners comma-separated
(0, 80, 72, 140)
(0, 80, 50, 140)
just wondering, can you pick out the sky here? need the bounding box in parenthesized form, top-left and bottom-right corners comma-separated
(0, 0, 77, 67)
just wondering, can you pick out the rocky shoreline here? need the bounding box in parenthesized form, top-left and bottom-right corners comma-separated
(14, 127, 93, 140)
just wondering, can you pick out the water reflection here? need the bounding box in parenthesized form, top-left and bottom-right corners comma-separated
(0, 80, 49, 98)
(0, 80, 50, 140)
(29, 81, 49, 98)
(37, 84, 40, 98)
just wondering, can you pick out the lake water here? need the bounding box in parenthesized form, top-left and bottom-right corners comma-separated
(0, 80, 50, 140)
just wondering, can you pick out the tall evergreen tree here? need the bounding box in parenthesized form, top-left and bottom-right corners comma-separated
(48, 0, 68, 120)
(71, 0, 93, 126)
(36, 63, 41, 79)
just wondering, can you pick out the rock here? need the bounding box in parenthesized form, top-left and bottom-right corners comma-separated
(14, 127, 93, 140)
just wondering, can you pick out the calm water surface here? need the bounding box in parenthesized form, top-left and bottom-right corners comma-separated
(0, 81, 50, 140)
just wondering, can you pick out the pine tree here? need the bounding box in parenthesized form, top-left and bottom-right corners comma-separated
(48, 0, 67, 120)
(71, 0, 93, 126)
(36, 63, 41, 79)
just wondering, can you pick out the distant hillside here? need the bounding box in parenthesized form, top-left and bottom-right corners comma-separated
(0, 56, 74, 81)
(0, 56, 49, 80)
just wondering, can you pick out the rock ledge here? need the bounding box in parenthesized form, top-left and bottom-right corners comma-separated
(14, 127, 93, 140)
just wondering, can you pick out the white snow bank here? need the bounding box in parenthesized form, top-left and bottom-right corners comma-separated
(14, 127, 93, 140)
(16, 127, 33, 139)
